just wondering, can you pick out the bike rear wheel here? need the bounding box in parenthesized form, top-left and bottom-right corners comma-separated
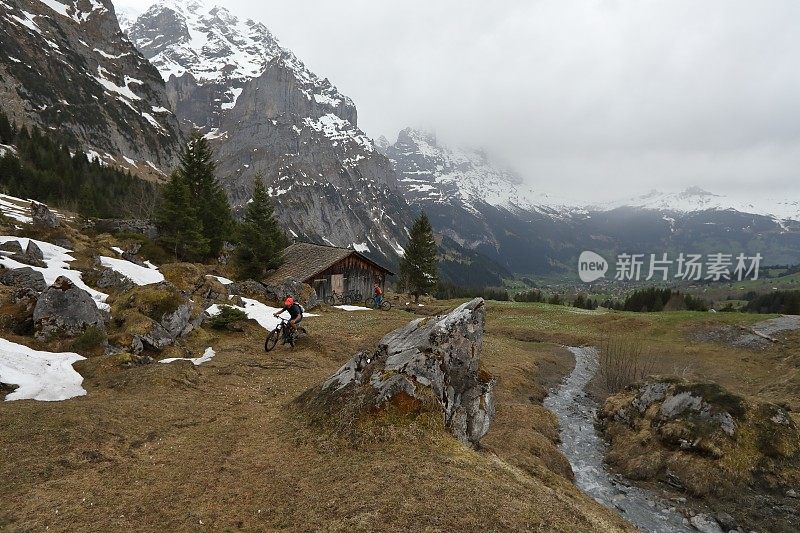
(264, 327, 280, 351)
(364, 297, 375, 308)
(324, 295, 335, 306)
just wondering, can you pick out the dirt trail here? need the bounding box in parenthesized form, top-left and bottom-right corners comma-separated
(735, 314, 800, 347)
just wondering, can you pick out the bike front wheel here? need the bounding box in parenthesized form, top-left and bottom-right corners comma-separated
(324, 295, 335, 306)
(380, 300, 392, 311)
(264, 327, 281, 351)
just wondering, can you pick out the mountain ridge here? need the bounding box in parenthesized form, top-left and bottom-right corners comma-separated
(0, 0, 182, 177)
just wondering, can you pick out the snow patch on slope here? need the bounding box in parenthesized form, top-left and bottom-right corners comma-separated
(99, 256, 165, 285)
(160, 346, 215, 366)
(0, 237, 109, 310)
(0, 338, 86, 402)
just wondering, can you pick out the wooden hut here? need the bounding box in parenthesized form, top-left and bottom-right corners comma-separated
(265, 242, 395, 301)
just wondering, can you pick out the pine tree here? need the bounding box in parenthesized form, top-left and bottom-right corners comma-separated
(177, 131, 233, 258)
(236, 178, 288, 279)
(0, 112, 13, 144)
(399, 211, 438, 303)
(156, 171, 209, 260)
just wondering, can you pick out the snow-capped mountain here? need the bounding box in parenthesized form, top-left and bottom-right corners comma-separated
(123, 0, 414, 265)
(127, 0, 355, 127)
(382, 128, 800, 274)
(0, 0, 182, 175)
(383, 128, 571, 215)
(593, 186, 800, 222)
(114, 4, 141, 32)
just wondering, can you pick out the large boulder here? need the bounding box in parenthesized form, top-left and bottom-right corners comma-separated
(17, 241, 46, 267)
(0, 240, 23, 255)
(299, 298, 494, 447)
(0, 240, 45, 267)
(0, 266, 47, 292)
(33, 276, 105, 341)
(108, 283, 193, 353)
(263, 277, 319, 310)
(228, 279, 270, 300)
(159, 262, 232, 311)
(30, 202, 59, 228)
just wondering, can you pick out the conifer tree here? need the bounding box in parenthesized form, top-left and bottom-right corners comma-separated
(177, 131, 233, 257)
(236, 178, 288, 279)
(399, 211, 438, 303)
(0, 112, 13, 144)
(156, 171, 209, 260)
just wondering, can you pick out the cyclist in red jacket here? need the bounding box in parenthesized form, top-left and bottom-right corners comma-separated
(273, 295, 303, 332)
(373, 284, 383, 309)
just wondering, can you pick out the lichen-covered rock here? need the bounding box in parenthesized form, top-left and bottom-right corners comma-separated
(108, 283, 192, 353)
(599, 376, 800, 529)
(300, 298, 494, 447)
(0, 266, 47, 292)
(30, 202, 59, 228)
(33, 276, 105, 341)
(96, 267, 136, 292)
(0, 240, 23, 255)
(263, 277, 319, 309)
(228, 279, 270, 300)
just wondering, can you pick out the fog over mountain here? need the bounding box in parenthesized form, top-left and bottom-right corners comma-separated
(117, 0, 800, 203)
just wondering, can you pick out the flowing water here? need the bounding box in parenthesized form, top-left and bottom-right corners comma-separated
(543, 346, 694, 533)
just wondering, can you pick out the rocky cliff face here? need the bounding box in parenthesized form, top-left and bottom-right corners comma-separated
(384, 128, 549, 214)
(0, 0, 182, 177)
(126, 0, 411, 264)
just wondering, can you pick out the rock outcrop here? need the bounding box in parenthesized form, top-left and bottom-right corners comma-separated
(94, 219, 158, 240)
(108, 283, 195, 353)
(30, 202, 59, 229)
(262, 277, 319, 310)
(300, 298, 494, 447)
(33, 276, 105, 341)
(0, 240, 46, 267)
(599, 377, 800, 531)
(0, 266, 47, 292)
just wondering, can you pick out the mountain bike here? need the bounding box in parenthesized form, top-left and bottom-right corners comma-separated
(347, 289, 363, 302)
(264, 318, 307, 351)
(324, 291, 352, 305)
(364, 296, 392, 310)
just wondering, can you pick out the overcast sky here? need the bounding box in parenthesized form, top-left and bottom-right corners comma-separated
(118, 0, 800, 202)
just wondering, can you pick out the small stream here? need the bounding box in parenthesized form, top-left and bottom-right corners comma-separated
(544, 347, 694, 533)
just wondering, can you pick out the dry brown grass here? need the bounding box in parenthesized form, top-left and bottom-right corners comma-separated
(0, 303, 632, 532)
(597, 338, 657, 394)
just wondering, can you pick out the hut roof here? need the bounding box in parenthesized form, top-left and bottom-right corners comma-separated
(264, 242, 395, 284)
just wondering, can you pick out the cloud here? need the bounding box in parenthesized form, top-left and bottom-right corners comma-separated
(117, 0, 800, 201)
